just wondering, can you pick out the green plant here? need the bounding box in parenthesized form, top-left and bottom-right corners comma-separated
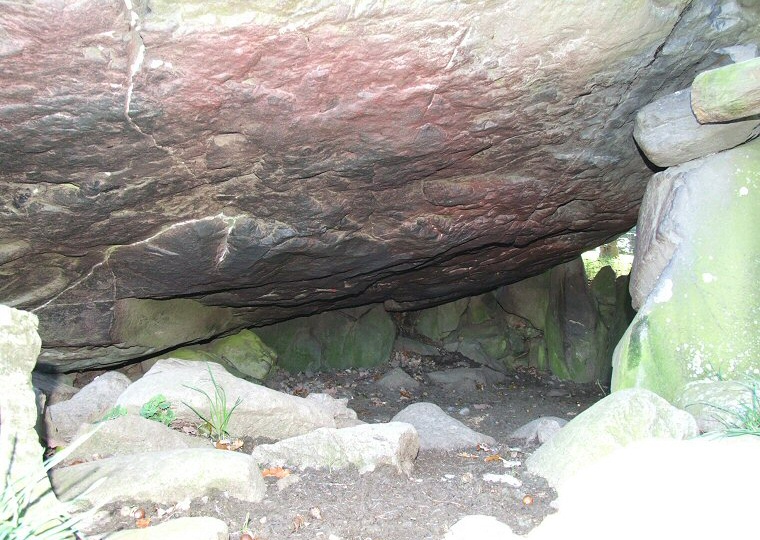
(183, 364, 242, 441)
(710, 377, 760, 437)
(1, 425, 103, 539)
(96, 405, 127, 423)
(140, 395, 175, 426)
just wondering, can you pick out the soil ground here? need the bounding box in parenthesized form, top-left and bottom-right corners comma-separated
(78, 351, 606, 540)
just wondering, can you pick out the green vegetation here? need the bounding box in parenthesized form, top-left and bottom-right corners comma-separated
(96, 405, 127, 423)
(139, 395, 175, 426)
(183, 364, 242, 442)
(582, 254, 633, 281)
(710, 377, 760, 437)
(1, 426, 102, 539)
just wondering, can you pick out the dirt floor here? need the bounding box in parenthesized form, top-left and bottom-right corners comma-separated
(78, 351, 606, 540)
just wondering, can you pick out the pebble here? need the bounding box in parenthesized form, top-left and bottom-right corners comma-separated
(482, 473, 523, 487)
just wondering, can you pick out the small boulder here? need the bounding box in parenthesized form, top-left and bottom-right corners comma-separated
(633, 88, 759, 167)
(45, 371, 132, 444)
(116, 359, 335, 440)
(68, 415, 209, 462)
(305, 393, 363, 428)
(525, 388, 698, 489)
(50, 448, 266, 506)
(106, 517, 228, 540)
(510, 416, 567, 445)
(391, 402, 495, 451)
(675, 379, 758, 434)
(251, 422, 419, 475)
(377, 367, 420, 392)
(426, 367, 505, 393)
(32, 371, 78, 405)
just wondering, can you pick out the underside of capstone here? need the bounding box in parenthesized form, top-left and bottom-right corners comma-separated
(1, 1, 759, 370)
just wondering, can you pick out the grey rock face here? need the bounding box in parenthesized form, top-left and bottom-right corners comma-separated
(391, 402, 495, 451)
(51, 448, 266, 507)
(510, 416, 568, 445)
(251, 422, 420, 475)
(115, 359, 336, 440)
(633, 88, 760, 167)
(3, 2, 759, 370)
(377, 367, 421, 392)
(44, 371, 132, 444)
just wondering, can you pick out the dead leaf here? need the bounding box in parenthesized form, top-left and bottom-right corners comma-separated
(456, 452, 479, 459)
(262, 467, 291, 479)
(136, 517, 151, 528)
(309, 506, 322, 520)
(485, 454, 503, 463)
(292, 514, 305, 532)
(399, 389, 412, 399)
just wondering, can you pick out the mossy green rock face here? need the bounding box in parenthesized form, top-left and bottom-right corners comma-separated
(612, 138, 760, 401)
(257, 305, 396, 372)
(691, 56, 760, 123)
(162, 329, 276, 382)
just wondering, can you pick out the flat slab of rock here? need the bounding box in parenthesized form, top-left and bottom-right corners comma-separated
(105, 517, 228, 540)
(525, 388, 698, 489)
(116, 359, 335, 440)
(426, 367, 506, 392)
(45, 371, 132, 444)
(633, 88, 759, 167)
(377, 367, 420, 392)
(68, 415, 209, 462)
(530, 437, 760, 540)
(251, 422, 419, 475)
(305, 393, 363, 428)
(391, 402, 495, 451)
(510, 416, 567, 445)
(691, 57, 760, 123)
(51, 448, 265, 506)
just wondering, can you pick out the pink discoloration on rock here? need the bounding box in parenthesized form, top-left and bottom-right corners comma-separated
(1, 1, 758, 369)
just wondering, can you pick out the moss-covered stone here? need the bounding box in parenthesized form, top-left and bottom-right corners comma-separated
(257, 305, 396, 373)
(612, 138, 760, 401)
(414, 298, 469, 341)
(161, 329, 276, 382)
(691, 57, 760, 123)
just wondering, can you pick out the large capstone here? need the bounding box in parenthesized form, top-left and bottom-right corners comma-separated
(2, 1, 759, 370)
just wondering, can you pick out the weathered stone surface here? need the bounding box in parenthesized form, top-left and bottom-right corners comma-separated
(257, 305, 396, 372)
(304, 393, 363, 428)
(107, 517, 228, 540)
(391, 402, 495, 451)
(692, 56, 760, 123)
(675, 379, 758, 434)
(4, 2, 759, 370)
(251, 422, 419, 475)
(525, 388, 698, 489)
(377, 367, 421, 393)
(393, 336, 440, 357)
(0, 305, 61, 519)
(159, 328, 276, 381)
(613, 138, 760, 401)
(115, 359, 335, 440)
(510, 416, 567, 445)
(44, 371, 131, 445)
(68, 414, 209, 462)
(530, 437, 760, 540)
(31, 371, 78, 405)
(633, 88, 759, 167)
(50, 448, 266, 506)
(426, 367, 506, 393)
(412, 258, 631, 383)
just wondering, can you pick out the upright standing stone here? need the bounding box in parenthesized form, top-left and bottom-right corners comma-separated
(0, 305, 60, 519)
(613, 138, 760, 401)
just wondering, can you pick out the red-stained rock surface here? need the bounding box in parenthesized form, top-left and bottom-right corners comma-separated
(1, 1, 758, 369)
